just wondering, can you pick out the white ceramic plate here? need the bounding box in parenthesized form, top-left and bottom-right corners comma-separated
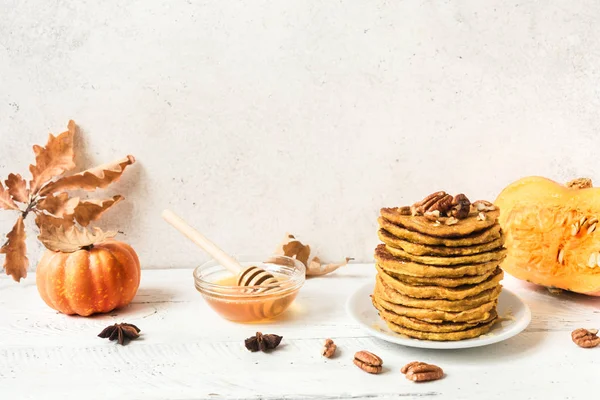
(346, 282, 531, 349)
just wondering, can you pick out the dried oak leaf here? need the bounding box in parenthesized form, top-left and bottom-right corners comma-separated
(40, 155, 136, 196)
(35, 212, 75, 230)
(38, 225, 117, 252)
(37, 193, 80, 218)
(29, 120, 76, 195)
(281, 235, 311, 266)
(307, 256, 353, 277)
(5, 173, 29, 203)
(73, 195, 124, 227)
(0, 182, 19, 211)
(0, 216, 29, 281)
(276, 234, 351, 277)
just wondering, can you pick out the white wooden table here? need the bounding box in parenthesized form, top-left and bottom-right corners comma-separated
(1, 264, 599, 400)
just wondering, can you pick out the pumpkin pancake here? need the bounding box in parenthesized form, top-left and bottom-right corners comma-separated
(372, 286, 497, 323)
(376, 275, 502, 311)
(379, 264, 500, 288)
(383, 316, 497, 341)
(381, 207, 500, 237)
(373, 299, 496, 332)
(378, 217, 502, 247)
(377, 267, 503, 300)
(379, 229, 505, 257)
(385, 244, 506, 266)
(375, 244, 499, 277)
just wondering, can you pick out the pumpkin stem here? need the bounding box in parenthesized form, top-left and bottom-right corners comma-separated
(566, 178, 593, 189)
(81, 244, 94, 251)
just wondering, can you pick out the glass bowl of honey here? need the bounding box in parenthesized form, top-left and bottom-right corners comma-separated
(193, 255, 306, 322)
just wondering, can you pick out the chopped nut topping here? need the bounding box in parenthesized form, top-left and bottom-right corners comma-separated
(445, 217, 459, 226)
(412, 192, 472, 220)
(473, 200, 496, 212)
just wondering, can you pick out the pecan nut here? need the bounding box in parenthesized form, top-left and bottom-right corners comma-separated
(412, 192, 472, 220)
(322, 339, 337, 358)
(428, 194, 454, 214)
(401, 361, 444, 382)
(411, 192, 448, 216)
(353, 350, 383, 374)
(450, 194, 471, 219)
(572, 328, 600, 348)
(472, 200, 497, 212)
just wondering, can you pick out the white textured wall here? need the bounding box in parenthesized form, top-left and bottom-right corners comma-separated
(1, 0, 600, 272)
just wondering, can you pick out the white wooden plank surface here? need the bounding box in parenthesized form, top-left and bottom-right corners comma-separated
(1, 264, 599, 400)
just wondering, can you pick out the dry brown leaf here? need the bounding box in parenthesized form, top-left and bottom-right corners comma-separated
(73, 195, 124, 227)
(307, 256, 352, 277)
(281, 234, 311, 266)
(35, 212, 75, 230)
(0, 120, 135, 284)
(276, 233, 352, 277)
(38, 225, 117, 252)
(5, 173, 29, 203)
(29, 120, 76, 194)
(0, 182, 19, 210)
(40, 155, 136, 196)
(37, 193, 80, 217)
(1, 216, 29, 281)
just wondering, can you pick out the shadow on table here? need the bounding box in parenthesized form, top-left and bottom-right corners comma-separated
(76, 286, 181, 321)
(261, 281, 348, 325)
(522, 281, 600, 307)
(376, 331, 545, 364)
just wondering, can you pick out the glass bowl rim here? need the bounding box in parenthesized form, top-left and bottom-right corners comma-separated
(193, 254, 306, 296)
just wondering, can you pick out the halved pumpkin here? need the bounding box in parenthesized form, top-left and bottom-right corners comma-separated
(495, 176, 600, 295)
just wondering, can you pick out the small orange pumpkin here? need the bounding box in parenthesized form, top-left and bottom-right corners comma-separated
(36, 240, 141, 316)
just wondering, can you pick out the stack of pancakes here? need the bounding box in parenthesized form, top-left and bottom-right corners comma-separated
(372, 195, 506, 341)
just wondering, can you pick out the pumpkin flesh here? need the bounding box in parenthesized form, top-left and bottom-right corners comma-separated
(36, 240, 141, 316)
(495, 176, 600, 295)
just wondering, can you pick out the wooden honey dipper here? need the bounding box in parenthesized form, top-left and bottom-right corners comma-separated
(161, 209, 278, 288)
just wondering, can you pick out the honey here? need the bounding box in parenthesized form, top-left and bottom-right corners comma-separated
(202, 273, 299, 322)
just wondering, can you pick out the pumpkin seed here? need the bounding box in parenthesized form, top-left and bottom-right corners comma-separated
(588, 253, 597, 268)
(557, 249, 565, 265)
(588, 223, 597, 235)
(572, 222, 581, 236)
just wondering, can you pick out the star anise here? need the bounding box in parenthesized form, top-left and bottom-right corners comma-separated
(244, 332, 283, 352)
(98, 323, 141, 345)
